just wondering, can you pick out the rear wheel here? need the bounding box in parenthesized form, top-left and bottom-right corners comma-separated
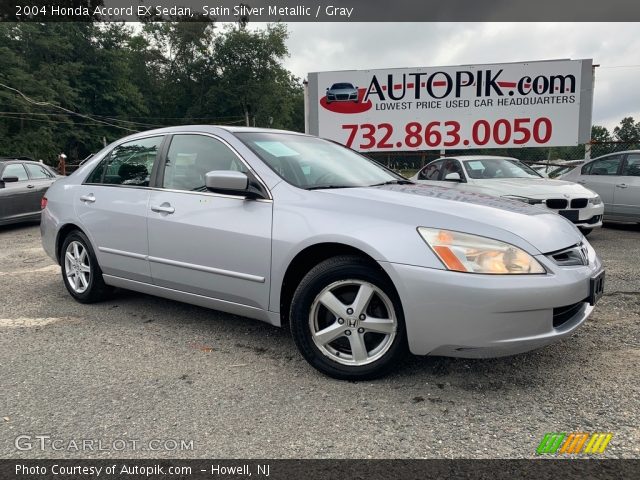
(290, 255, 407, 380)
(60, 230, 111, 303)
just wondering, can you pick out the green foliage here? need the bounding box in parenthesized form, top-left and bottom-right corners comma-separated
(613, 116, 640, 143)
(0, 21, 304, 163)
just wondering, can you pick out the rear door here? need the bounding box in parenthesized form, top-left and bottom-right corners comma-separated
(614, 153, 640, 221)
(75, 135, 164, 283)
(574, 154, 623, 216)
(24, 163, 57, 214)
(146, 133, 273, 309)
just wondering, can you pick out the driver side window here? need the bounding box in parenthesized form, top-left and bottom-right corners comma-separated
(582, 156, 622, 176)
(162, 135, 247, 192)
(419, 160, 444, 180)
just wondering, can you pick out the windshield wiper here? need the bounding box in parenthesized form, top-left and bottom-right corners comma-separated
(368, 179, 413, 187)
(306, 185, 358, 190)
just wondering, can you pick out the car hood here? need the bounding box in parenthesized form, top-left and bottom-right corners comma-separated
(318, 183, 582, 254)
(465, 178, 596, 198)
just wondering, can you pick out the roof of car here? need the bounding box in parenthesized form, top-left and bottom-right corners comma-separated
(0, 156, 36, 163)
(0, 160, 45, 167)
(433, 155, 519, 162)
(592, 150, 640, 158)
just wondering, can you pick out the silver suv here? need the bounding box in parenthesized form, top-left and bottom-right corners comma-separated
(41, 126, 604, 379)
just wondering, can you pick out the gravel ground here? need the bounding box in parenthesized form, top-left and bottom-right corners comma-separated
(0, 222, 638, 459)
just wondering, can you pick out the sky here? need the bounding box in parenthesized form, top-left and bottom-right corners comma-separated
(280, 22, 640, 131)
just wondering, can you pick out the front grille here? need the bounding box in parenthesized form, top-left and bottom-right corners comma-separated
(546, 198, 568, 209)
(336, 94, 349, 100)
(571, 198, 588, 208)
(547, 243, 589, 266)
(553, 301, 586, 328)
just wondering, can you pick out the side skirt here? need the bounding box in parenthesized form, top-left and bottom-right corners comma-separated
(102, 274, 280, 326)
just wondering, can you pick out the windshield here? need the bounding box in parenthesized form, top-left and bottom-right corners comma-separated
(235, 132, 405, 189)
(463, 158, 542, 179)
(331, 83, 355, 90)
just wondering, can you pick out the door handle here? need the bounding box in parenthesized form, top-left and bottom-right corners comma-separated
(616, 184, 628, 188)
(27, 184, 35, 189)
(151, 204, 175, 214)
(79, 194, 96, 203)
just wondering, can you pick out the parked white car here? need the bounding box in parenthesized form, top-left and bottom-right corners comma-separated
(532, 160, 584, 179)
(411, 156, 604, 234)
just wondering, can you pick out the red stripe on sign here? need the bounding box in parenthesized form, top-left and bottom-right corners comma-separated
(433, 81, 446, 87)
(407, 83, 414, 88)
(382, 86, 387, 90)
(497, 81, 516, 88)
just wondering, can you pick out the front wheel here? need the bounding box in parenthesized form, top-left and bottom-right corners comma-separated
(290, 255, 407, 380)
(60, 230, 111, 303)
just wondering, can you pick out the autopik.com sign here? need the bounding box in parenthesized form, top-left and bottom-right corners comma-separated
(306, 59, 593, 151)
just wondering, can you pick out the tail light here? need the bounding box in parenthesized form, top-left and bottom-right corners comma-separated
(41, 196, 48, 209)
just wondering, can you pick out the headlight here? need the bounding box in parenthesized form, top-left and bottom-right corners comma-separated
(588, 195, 602, 205)
(501, 195, 544, 205)
(418, 228, 546, 274)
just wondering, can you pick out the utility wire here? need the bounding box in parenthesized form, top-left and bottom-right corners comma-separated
(0, 110, 248, 126)
(0, 82, 140, 132)
(0, 114, 113, 128)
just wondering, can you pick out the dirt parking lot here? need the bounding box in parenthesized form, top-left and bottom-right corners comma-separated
(0, 222, 638, 459)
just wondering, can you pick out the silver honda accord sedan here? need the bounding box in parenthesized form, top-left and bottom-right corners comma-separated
(41, 126, 605, 379)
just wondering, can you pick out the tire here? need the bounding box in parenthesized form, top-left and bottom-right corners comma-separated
(60, 230, 111, 303)
(289, 255, 407, 380)
(579, 228, 593, 236)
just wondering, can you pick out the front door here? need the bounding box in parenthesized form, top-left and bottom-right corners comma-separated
(146, 134, 272, 310)
(0, 163, 35, 220)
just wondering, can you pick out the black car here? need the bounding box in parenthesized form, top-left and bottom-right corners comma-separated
(0, 158, 61, 226)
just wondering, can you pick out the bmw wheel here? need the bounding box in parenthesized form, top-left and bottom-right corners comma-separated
(290, 255, 407, 380)
(60, 230, 111, 303)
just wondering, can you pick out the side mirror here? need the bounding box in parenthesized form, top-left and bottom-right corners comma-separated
(444, 172, 461, 182)
(205, 170, 249, 194)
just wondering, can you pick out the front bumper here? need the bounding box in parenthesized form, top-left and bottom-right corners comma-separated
(545, 202, 604, 229)
(380, 248, 603, 357)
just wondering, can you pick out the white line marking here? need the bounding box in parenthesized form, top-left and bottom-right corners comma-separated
(0, 317, 78, 328)
(0, 264, 60, 276)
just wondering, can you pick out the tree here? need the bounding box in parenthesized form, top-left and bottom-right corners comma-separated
(590, 125, 611, 143)
(613, 117, 640, 143)
(208, 23, 299, 128)
(0, 22, 304, 162)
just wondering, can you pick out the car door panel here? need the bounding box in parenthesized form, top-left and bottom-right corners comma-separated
(75, 186, 152, 282)
(75, 135, 164, 283)
(576, 155, 622, 216)
(613, 154, 640, 221)
(24, 163, 57, 215)
(147, 192, 272, 308)
(146, 133, 272, 309)
(0, 163, 34, 220)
